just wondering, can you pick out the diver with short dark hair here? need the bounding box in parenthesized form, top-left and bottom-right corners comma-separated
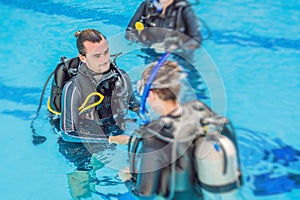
(119, 60, 203, 199)
(57, 29, 139, 142)
(118, 60, 243, 199)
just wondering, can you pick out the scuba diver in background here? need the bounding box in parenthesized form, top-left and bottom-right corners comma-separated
(125, 0, 208, 101)
(126, 0, 202, 50)
(118, 60, 243, 199)
(49, 29, 140, 142)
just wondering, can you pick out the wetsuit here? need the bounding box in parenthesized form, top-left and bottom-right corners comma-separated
(127, 101, 211, 199)
(126, 0, 202, 46)
(61, 62, 139, 140)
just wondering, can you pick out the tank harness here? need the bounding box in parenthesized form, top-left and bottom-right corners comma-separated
(128, 114, 243, 199)
(127, 50, 242, 199)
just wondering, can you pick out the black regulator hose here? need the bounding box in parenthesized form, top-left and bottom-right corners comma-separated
(30, 71, 54, 145)
(198, 16, 212, 41)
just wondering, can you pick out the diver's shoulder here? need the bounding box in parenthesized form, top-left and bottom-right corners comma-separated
(183, 100, 209, 110)
(139, 119, 165, 134)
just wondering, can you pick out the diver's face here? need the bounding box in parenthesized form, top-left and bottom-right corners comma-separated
(80, 38, 111, 73)
(147, 90, 164, 116)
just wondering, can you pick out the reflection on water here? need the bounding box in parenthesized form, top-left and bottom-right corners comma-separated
(58, 138, 129, 199)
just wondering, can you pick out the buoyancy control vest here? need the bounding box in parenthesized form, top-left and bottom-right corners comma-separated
(128, 101, 243, 199)
(134, 0, 190, 44)
(48, 54, 127, 123)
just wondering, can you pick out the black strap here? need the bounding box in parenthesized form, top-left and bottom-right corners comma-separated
(128, 136, 142, 182)
(200, 174, 242, 193)
(30, 70, 55, 145)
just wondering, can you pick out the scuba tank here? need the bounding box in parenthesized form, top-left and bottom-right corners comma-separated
(194, 121, 243, 194)
(48, 57, 81, 130)
(49, 56, 81, 114)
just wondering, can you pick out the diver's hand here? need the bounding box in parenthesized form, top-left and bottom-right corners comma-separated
(108, 135, 130, 145)
(118, 167, 132, 182)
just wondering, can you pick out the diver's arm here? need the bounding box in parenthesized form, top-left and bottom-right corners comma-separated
(60, 80, 81, 133)
(182, 5, 202, 47)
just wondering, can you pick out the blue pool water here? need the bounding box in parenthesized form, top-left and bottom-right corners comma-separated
(0, 0, 300, 199)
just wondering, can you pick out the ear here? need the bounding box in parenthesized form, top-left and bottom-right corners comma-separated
(148, 90, 156, 101)
(78, 53, 86, 63)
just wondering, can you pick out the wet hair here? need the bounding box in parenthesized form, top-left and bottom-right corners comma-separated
(75, 29, 106, 56)
(142, 60, 182, 101)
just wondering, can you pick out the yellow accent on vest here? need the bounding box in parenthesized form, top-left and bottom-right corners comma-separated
(47, 92, 104, 115)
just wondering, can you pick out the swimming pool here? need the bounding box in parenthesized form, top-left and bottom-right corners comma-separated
(0, 0, 299, 199)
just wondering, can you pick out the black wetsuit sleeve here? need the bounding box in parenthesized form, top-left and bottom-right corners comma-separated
(182, 5, 202, 45)
(60, 80, 81, 133)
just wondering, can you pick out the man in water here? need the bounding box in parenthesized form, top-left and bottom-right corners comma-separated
(59, 29, 139, 142)
(117, 60, 242, 199)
